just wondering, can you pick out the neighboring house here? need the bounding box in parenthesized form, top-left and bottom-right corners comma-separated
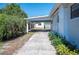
(33, 22, 51, 29)
(34, 22, 44, 29)
(50, 3, 79, 48)
(44, 22, 51, 30)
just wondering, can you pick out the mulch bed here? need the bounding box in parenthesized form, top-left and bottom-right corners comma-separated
(0, 32, 34, 55)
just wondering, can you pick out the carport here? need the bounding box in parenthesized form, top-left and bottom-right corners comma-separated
(24, 15, 51, 32)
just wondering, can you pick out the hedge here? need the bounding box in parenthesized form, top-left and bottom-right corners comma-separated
(0, 14, 27, 41)
(48, 32, 79, 55)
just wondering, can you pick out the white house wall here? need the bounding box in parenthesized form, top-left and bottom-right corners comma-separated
(66, 4, 79, 48)
(62, 4, 79, 48)
(58, 5, 65, 37)
(62, 4, 71, 43)
(52, 14, 58, 33)
(51, 5, 65, 37)
(51, 3, 79, 48)
(58, 4, 71, 41)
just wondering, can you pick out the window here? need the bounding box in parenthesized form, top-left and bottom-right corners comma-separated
(71, 3, 79, 19)
(57, 14, 59, 23)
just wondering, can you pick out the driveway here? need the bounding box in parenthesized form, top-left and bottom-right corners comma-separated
(14, 32, 56, 55)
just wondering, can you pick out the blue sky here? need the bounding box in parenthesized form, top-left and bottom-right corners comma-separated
(0, 3, 55, 17)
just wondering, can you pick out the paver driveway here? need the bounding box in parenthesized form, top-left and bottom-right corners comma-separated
(14, 32, 56, 55)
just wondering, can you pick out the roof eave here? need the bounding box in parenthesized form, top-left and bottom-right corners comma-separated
(49, 3, 61, 17)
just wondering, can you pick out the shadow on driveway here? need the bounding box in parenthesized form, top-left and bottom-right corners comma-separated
(30, 29, 51, 32)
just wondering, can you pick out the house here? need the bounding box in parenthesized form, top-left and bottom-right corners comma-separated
(50, 3, 79, 48)
(33, 22, 44, 29)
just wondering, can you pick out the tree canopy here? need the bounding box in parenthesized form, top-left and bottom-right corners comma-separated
(0, 3, 28, 18)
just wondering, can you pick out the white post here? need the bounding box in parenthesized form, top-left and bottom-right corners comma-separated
(26, 22, 28, 33)
(24, 18, 29, 33)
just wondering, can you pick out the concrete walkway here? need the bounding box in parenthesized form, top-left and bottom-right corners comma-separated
(14, 32, 56, 55)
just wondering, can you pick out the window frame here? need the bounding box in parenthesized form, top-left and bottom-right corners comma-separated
(71, 3, 79, 19)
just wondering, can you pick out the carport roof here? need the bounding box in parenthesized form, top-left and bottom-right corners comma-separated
(24, 15, 51, 22)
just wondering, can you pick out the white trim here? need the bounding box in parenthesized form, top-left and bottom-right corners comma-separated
(24, 15, 49, 19)
(49, 3, 61, 17)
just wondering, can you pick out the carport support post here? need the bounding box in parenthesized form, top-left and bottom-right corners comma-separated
(26, 21, 29, 33)
(24, 18, 29, 33)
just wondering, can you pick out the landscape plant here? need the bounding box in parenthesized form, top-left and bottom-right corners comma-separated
(0, 14, 27, 41)
(48, 32, 79, 55)
(0, 3, 28, 41)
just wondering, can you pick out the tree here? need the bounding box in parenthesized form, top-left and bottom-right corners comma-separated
(0, 9, 2, 14)
(0, 3, 28, 18)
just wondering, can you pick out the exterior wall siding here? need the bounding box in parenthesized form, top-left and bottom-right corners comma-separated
(63, 5, 70, 42)
(52, 14, 58, 33)
(68, 4, 79, 48)
(51, 3, 79, 48)
(63, 4, 79, 48)
(58, 5, 65, 37)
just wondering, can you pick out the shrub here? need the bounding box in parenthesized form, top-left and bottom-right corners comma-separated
(48, 32, 52, 40)
(0, 14, 27, 41)
(53, 37, 62, 46)
(48, 32, 79, 55)
(48, 32, 55, 40)
(48, 32, 62, 46)
(56, 44, 77, 55)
